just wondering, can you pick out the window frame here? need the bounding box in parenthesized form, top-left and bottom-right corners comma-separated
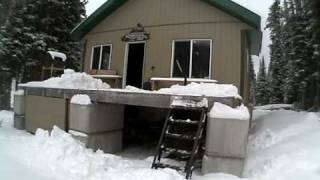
(170, 39, 213, 79)
(90, 44, 113, 70)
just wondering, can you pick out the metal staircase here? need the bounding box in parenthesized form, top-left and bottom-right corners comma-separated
(152, 98, 208, 179)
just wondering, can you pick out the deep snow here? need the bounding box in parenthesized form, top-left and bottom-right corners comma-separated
(0, 109, 320, 180)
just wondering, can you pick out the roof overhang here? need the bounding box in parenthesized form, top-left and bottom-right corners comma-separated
(70, 0, 261, 41)
(71, 0, 127, 41)
(201, 0, 261, 30)
(246, 30, 262, 56)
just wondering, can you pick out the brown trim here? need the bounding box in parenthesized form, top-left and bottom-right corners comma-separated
(87, 20, 243, 35)
(240, 30, 246, 98)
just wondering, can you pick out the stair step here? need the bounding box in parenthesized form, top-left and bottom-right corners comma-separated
(165, 132, 196, 140)
(170, 105, 206, 111)
(169, 118, 199, 125)
(153, 163, 184, 172)
(163, 147, 192, 157)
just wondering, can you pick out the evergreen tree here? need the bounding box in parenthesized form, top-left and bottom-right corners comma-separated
(286, 0, 314, 108)
(0, 0, 87, 83)
(282, 0, 296, 103)
(306, 0, 320, 110)
(256, 58, 269, 105)
(266, 0, 286, 104)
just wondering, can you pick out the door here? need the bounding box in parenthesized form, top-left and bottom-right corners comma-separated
(125, 42, 145, 88)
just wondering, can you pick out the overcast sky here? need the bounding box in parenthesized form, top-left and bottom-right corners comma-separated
(86, 0, 274, 72)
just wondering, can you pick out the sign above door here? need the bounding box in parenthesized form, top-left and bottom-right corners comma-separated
(122, 23, 150, 42)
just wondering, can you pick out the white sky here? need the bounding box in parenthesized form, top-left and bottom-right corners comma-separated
(86, 0, 273, 72)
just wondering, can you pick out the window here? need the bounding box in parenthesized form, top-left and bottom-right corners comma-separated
(172, 39, 211, 78)
(91, 45, 112, 70)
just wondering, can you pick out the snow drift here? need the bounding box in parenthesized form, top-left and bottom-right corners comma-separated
(1, 109, 320, 180)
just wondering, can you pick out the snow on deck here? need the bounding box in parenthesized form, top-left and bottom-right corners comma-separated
(20, 70, 240, 99)
(21, 69, 110, 90)
(209, 102, 250, 120)
(70, 94, 92, 106)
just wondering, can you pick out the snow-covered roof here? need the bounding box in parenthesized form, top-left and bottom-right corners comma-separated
(47, 51, 67, 62)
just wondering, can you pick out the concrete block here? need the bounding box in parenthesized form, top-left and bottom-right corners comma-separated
(14, 94, 25, 115)
(205, 117, 249, 158)
(14, 115, 25, 130)
(69, 103, 124, 134)
(70, 130, 123, 154)
(202, 155, 245, 177)
(25, 95, 67, 133)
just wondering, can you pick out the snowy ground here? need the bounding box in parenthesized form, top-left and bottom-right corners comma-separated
(0, 109, 320, 180)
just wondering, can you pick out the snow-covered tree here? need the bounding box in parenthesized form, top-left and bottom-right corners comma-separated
(266, 0, 286, 104)
(0, 0, 87, 83)
(256, 58, 270, 105)
(305, 0, 320, 110)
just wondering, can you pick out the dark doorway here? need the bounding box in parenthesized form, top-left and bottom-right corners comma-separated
(126, 43, 145, 88)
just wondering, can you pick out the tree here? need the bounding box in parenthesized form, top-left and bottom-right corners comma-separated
(305, 0, 320, 110)
(0, 0, 87, 83)
(266, 0, 286, 104)
(256, 58, 270, 105)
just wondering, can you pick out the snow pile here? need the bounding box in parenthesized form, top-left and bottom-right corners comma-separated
(158, 82, 240, 98)
(209, 102, 250, 120)
(4, 125, 185, 180)
(245, 110, 320, 179)
(47, 51, 67, 62)
(124, 85, 151, 93)
(71, 94, 92, 105)
(14, 89, 24, 96)
(2, 109, 320, 180)
(23, 69, 110, 90)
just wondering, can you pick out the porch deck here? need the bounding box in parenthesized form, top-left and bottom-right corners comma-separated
(18, 85, 241, 108)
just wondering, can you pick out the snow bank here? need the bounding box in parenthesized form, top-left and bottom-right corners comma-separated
(245, 110, 320, 180)
(158, 82, 240, 98)
(2, 109, 320, 180)
(209, 102, 250, 120)
(255, 104, 293, 111)
(23, 69, 110, 90)
(71, 94, 92, 105)
(15, 126, 185, 180)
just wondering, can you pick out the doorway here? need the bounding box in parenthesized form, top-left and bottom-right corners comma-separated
(124, 42, 145, 88)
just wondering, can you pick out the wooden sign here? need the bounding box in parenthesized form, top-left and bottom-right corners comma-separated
(122, 23, 150, 42)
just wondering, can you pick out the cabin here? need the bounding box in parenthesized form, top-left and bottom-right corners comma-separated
(71, 0, 262, 103)
(15, 0, 262, 177)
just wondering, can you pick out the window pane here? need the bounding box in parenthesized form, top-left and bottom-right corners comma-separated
(192, 40, 211, 78)
(173, 41, 191, 77)
(100, 46, 111, 70)
(92, 46, 101, 70)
